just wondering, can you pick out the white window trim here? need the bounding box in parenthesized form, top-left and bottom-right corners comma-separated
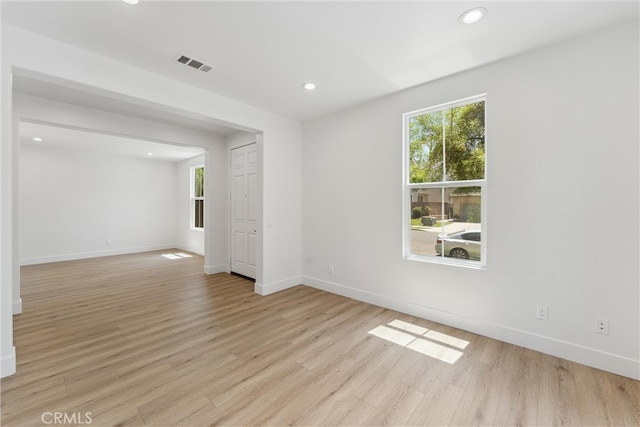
(191, 165, 204, 231)
(402, 94, 487, 268)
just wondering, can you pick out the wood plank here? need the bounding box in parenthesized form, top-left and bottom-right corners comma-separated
(1, 250, 638, 426)
(407, 378, 464, 426)
(448, 362, 508, 426)
(536, 354, 582, 426)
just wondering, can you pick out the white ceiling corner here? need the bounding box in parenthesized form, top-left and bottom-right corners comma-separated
(2, 1, 637, 122)
(2, 1, 638, 160)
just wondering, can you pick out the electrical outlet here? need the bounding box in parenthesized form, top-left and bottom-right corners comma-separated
(596, 319, 609, 335)
(328, 264, 334, 274)
(536, 305, 548, 320)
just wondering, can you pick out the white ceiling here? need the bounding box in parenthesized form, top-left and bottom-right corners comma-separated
(20, 121, 206, 162)
(2, 0, 638, 122)
(12, 74, 241, 137)
(3, 1, 638, 161)
(14, 74, 220, 162)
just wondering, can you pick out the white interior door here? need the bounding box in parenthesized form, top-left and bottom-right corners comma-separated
(230, 143, 257, 279)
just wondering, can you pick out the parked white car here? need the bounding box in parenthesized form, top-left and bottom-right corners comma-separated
(435, 230, 481, 260)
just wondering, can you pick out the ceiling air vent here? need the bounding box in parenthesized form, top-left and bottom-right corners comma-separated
(175, 54, 214, 73)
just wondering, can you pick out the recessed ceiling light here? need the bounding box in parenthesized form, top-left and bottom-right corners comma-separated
(147, 152, 154, 156)
(33, 137, 43, 142)
(122, 0, 139, 4)
(460, 7, 487, 24)
(303, 82, 316, 91)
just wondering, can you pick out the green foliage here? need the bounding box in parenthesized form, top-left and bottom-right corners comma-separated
(409, 101, 485, 183)
(411, 205, 431, 220)
(452, 186, 481, 195)
(194, 167, 204, 197)
(467, 205, 481, 223)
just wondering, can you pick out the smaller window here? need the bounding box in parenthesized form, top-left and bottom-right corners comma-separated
(191, 166, 204, 229)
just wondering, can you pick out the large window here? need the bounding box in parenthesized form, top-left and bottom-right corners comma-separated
(191, 165, 204, 230)
(403, 95, 486, 266)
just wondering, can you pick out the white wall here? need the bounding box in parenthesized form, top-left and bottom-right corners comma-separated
(226, 131, 256, 151)
(301, 21, 639, 379)
(1, 24, 302, 377)
(14, 92, 226, 267)
(176, 154, 205, 256)
(203, 137, 232, 275)
(0, 4, 16, 378)
(2, 23, 301, 287)
(20, 143, 178, 264)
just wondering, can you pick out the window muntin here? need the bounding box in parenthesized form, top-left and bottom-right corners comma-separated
(191, 165, 204, 230)
(404, 96, 486, 266)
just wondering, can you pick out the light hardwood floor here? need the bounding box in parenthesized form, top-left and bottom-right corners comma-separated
(2, 250, 639, 426)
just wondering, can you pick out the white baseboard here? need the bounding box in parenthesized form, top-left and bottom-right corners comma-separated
(20, 244, 178, 266)
(1, 347, 16, 378)
(255, 275, 301, 296)
(176, 244, 205, 257)
(302, 275, 640, 381)
(203, 264, 229, 275)
(12, 298, 22, 315)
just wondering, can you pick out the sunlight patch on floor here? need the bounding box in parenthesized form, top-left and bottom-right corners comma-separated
(162, 252, 194, 260)
(368, 319, 469, 364)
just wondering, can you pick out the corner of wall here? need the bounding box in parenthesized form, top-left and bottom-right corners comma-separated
(12, 297, 21, 315)
(203, 264, 229, 275)
(254, 275, 301, 296)
(1, 346, 16, 378)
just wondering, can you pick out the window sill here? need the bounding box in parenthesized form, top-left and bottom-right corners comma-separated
(404, 254, 486, 270)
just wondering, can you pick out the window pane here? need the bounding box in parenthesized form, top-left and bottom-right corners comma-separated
(194, 199, 204, 228)
(409, 110, 444, 183)
(410, 188, 446, 257)
(411, 186, 482, 262)
(194, 167, 204, 198)
(444, 101, 485, 181)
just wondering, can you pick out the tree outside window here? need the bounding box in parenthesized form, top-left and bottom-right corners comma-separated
(404, 96, 486, 265)
(192, 166, 204, 229)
